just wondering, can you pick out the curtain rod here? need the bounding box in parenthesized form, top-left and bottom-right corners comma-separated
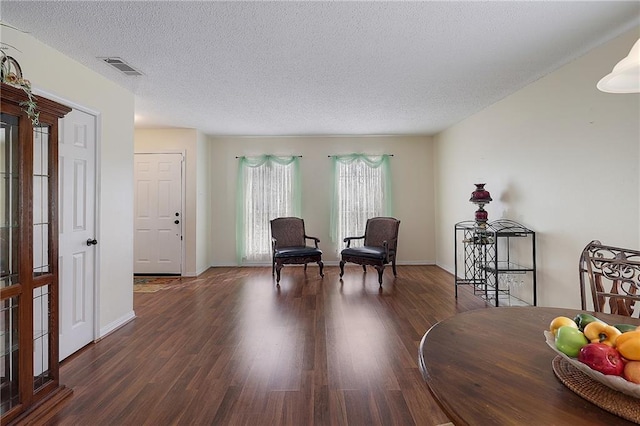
(235, 155, 303, 158)
(327, 154, 394, 157)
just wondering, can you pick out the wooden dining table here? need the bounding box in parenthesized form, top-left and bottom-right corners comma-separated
(418, 306, 640, 425)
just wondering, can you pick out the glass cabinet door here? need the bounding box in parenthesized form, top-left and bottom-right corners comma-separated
(32, 123, 54, 391)
(1, 114, 58, 414)
(1, 82, 70, 424)
(1, 113, 21, 414)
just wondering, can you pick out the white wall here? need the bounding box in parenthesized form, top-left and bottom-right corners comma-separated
(134, 128, 209, 276)
(434, 28, 640, 309)
(3, 28, 136, 335)
(208, 135, 435, 266)
(196, 132, 211, 275)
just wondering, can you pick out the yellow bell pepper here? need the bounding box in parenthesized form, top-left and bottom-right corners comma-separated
(549, 316, 578, 337)
(616, 330, 640, 361)
(583, 321, 622, 347)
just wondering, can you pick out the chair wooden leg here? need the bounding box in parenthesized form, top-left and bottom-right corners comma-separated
(318, 260, 324, 277)
(375, 265, 384, 285)
(362, 265, 367, 272)
(392, 259, 397, 276)
(275, 263, 283, 283)
(304, 263, 308, 271)
(339, 260, 345, 277)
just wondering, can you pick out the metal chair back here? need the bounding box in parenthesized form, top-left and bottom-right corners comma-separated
(579, 240, 640, 317)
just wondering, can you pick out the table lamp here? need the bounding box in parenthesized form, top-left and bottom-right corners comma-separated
(470, 183, 492, 229)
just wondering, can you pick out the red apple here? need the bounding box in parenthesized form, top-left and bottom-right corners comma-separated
(578, 343, 625, 376)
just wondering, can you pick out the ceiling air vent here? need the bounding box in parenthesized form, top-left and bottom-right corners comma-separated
(99, 57, 143, 76)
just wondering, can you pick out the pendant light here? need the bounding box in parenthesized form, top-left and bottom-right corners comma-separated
(597, 38, 640, 93)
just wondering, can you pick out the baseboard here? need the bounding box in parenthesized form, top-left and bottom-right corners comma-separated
(396, 260, 435, 266)
(194, 266, 209, 276)
(208, 261, 437, 267)
(314, 260, 436, 266)
(98, 310, 136, 340)
(437, 263, 455, 275)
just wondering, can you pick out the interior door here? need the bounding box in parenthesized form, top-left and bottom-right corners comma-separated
(58, 108, 96, 361)
(134, 153, 183, 274)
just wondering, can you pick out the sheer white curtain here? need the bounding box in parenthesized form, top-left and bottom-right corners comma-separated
(236, 156, 300, 262)
(331, 154, 392, 250)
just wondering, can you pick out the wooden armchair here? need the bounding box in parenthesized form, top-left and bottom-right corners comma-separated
(270, 217, 324, 284)
(339, 217, 400, 286)
(579, 240, 640, 317)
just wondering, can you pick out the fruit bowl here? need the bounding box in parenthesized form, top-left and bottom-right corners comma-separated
(544, 331, 640, 399)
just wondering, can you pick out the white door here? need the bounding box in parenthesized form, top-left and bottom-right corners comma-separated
(58, 108, 96, 361)
(134, 153, 183, 274)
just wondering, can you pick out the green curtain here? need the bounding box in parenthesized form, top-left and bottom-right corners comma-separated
(329, 154, 393, 244)
(235, 155, 301, 263)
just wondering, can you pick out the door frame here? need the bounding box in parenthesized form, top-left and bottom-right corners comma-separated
(134, 150, 186, 275)
(35, 88, 101, 345)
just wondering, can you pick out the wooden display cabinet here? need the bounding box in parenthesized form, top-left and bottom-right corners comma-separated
(1, 83, 72, 424)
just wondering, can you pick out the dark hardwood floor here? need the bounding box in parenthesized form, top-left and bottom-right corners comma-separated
(39, 265, 491, 425)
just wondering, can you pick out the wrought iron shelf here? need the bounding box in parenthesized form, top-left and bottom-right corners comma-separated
(471, 282, 530, 307)
(482, 261, 533, 273)
(454, 219, 537, 307)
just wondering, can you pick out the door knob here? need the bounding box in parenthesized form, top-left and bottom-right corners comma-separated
(86, 239, 98, 246)
(174, 220, 180, 224)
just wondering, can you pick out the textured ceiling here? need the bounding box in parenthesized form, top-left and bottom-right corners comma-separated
(1, 1, 639, 136)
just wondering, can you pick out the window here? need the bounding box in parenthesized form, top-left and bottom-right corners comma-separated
(330, 154, 392, 247)
(236, 156, 300, 262)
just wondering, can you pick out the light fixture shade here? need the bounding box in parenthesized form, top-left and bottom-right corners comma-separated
(469, 183, 492, 204)
(597, 38, 640, 93)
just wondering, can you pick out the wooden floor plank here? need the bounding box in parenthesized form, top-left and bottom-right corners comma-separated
(29, 265, 490, 425)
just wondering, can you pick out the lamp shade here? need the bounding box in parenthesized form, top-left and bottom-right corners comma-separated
(469, 183, 492, 204)
(597, 38, 640, 94)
